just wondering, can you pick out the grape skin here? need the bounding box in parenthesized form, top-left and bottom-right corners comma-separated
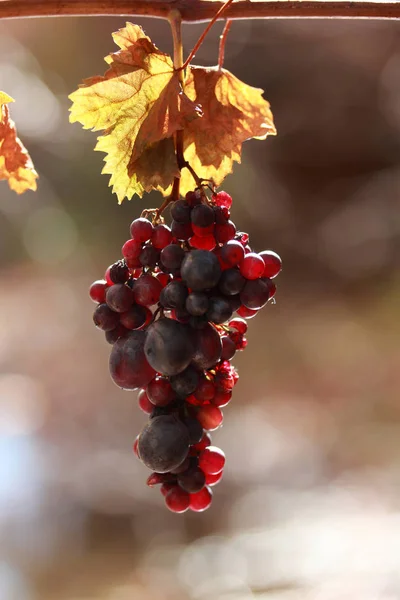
(138, 415, 190, 473)
(144, 318, 196, 376)
(109, 330, 156, 390)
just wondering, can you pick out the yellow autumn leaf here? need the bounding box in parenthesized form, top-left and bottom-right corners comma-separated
(0, 97, 38, 194)
(0, 91, 14, 123)
(69, 23, 200, 203)
(174, 66, 276, 196)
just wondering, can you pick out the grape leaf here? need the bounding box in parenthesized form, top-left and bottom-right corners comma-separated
(69, 23, 201, 203)
(175, 66, 276, 196)
(0, 93, 38, 194)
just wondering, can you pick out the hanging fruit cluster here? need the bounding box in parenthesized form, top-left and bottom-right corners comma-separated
(90, 189, 282, 512)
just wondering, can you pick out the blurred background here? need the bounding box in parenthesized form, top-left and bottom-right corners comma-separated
(0, 12, 399, 600)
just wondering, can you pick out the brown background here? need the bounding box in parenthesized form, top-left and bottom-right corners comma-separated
(0, 13, 399, 600)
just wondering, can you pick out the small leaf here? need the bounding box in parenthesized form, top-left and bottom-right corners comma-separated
(69, 23, 200, 202)
(176, 66, 276, 196)
(0, 96, 38, 194)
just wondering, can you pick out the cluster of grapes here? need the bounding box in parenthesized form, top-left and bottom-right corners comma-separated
(89, 190, 281, 513)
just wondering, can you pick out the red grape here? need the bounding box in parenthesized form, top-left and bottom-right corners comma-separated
(89, 280, 107, 303)
(259, 250, 282, 279)
(130, 217, 153, 242)
(165, 486, 190, 513)
(198, 446, 225, 474)
(196, 405, 223, 431)
(239, 253, 265, 280)
(190, 486, 212, 512)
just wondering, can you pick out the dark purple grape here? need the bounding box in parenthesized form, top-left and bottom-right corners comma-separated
(206, 296, 233, 325)
(109, 260, 129, 284)
(171, 220, 193, 241)
(170, 457, 190, 475)
(150, 405, 176, 419)
(186, 292, 209, 316)
(93, 303, 120, 331)
(171, 200, 192, 224)
(132, 274, 162, 306)
(192, 323, 222, 369)
(138, 415, 190, 473)
(221, 335, 236, 360)
(181, 250, 221, 291)
(109, 330, 156, 390)
(240, 277, 273, 309)
(105, 284, 134, 313)
(120, 304, 148, 330)
(144, 318, 196, 376)
(191, 204, 215, 228)
(159, 281, 188, 309)
(182, 416, 204, 444)
(139, 244, 160, 268)
(186, 190, 202, 207)
(218, 268, 246, 296)
(213, 205, 229, 224)
(178, 467, 206, 493)
(170, 366, 199, 397)
(105, 324, 129, 344)
(174, 307, 191, 323)
(160, 244, 185, 270)
(228, 294, 242, 312)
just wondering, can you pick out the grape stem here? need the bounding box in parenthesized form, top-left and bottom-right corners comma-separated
(218, 19, 232, 69)
(179, 0, 235, 71)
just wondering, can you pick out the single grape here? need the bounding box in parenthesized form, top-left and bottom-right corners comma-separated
(239, 253, 265, 280)
(213, 190, 232, 210)
(139, 245, 160, 268)
(159, 280, 188, 309)
(240, 277, 273, 309)
(109, 260, 129, 284)
(160, 244, 185, 270)
(89, 280, 107, 304)
(206, 296, 233, 325)
(192, 323, 222, 369)
(211, 390, 232, 407)
(190, 486, 212, 512)
(171, 220, 193, 241)
(205, 470, 223, 486)
(138, 415, 190, 473)
(138, 389, 153, 414)
(151, 224, 172, 249)
(122, 238, 142, 261)
(218, 269, 246, 296)
(259, 250, 282, 278)
(146, 376, 176, 407)
(109, 330, 156, 389)
(178, 467, 206, 493)
(144, 318, 196, 376)
(105, 324, 129, 344)
(221, 336, 236, 361)
(228, 317, 248, 334)
(130, 217, 153, 242)
(213, 205, 229, 224)
(194, 376, 215, 401)
(228, 294, 242, 312)
(165, 486, 190, 513)
(132, 274, 162, 306)
(120, 304, 148, 330)
(181, 250, 221, 291)
(215, 221, 236, 243)
(170, 365, 199, 397)
(171, 199, 192, 224)
(192, 223, 215, 238)
(105, 284, 134, 313)
(185, 190, 202, 207)
(196, 405, 223, 431)
(189, 234, 216, 251)
(186, 292, 209, 316)
(198, 446, 225, 474)
(191, 204, 215, 228)
(220, 240, 245, 266)
(182, 415, 204, 445)
(93, 303, 120, 331)
(236, 305, 259, 319)
(104, 265, 114, 286)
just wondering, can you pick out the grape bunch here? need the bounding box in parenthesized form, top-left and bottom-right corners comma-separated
(89, 189, 282, 513)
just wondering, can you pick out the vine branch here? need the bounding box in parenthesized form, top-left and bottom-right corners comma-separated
(1, 0, 400, 22)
